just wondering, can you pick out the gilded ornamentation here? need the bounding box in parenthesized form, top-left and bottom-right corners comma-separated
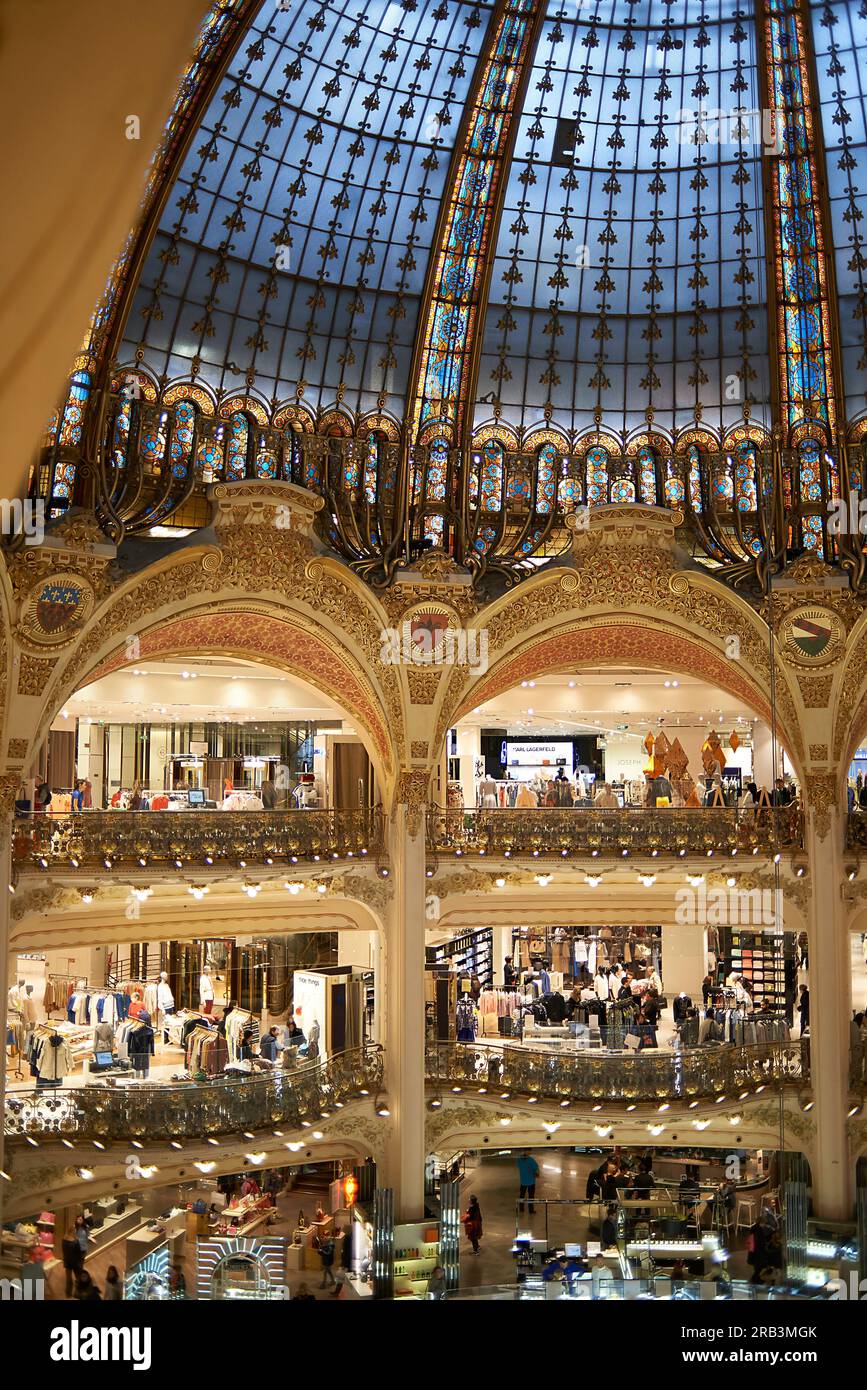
(396, 770, 431, 838)
(315, 870, 393, 917)
(425, 1103, 514, 1148)
(804, 773, 838, 840)
(779, 606, 846, 667)
(18, 655, 58, 696)
(0, 772, 23, 816)
(799, 674, 834, 708)
(7, 738, 28, 760)
(406, 668, 442, 704)
(809, 743, 828, 762)
(17, 572, 95, 649)
(411, 741, 428, 760)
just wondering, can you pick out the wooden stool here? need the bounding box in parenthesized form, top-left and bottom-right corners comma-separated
(735, 1197, 756, 1233)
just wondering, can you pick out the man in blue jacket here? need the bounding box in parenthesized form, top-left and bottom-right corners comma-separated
(517, 1151, 540, 1215)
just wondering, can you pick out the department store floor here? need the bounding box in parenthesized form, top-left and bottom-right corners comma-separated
(47, 1169, 352, 1302)
(456, 1149, 760, 1289)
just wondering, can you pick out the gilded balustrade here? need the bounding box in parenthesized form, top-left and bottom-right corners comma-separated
(426, 1039, 807, 1105)
(428, 805, 803, 860)
(4, 1045, 384, 1143)
(12, 808, 384, 872)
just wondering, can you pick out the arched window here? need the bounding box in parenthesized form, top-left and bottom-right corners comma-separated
(284, 424, 303, 485)
(111, 396, 133, 470)
(798, 437, 822, 551)
(140, 411, 168, 470)
(586, 445, 609, 505)
(479, 439, 504, 511)
(198, 427, 222, 484)
(424, 436, 448, 545)
(58, 369, 91, 448)
(364, 432, 380, 504)
(663, 455, 685, 507)
(254, 432, 278, 479)
(735, 441, 758, 512)
(687, 444, 703, 513)
(169, 400, 196, 479)
(534, 443, 557, 513)
(226, 411, 251, 481)
(637, 445, 658, 506)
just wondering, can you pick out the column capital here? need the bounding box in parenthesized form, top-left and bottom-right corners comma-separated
(395, 769, 430, 839)
(803, 770, 841, 840)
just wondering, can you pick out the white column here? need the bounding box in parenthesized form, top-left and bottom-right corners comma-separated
(382, 802, 426, 1219)
(661, 922, 708, 999)
(806, 802, 851, 1220)
(752, 721, 776, 793)
(456, 725, 480, 811)
(492, 925, 511, 989)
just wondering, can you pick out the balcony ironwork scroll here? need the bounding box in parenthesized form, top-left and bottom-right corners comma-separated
(12, 808, 384, 872)
(427, 805, 803, 861)
(426, 1038, 807, 1106)
(5, 1045, 384, 1143)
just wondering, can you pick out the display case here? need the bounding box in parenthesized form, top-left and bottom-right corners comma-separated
(393, 1220, 440, 1298)
(196, 1235, 287, 1300)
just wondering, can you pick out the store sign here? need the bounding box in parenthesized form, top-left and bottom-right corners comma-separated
(505, 741, 573, 770)
(294, 971, 328, 1060)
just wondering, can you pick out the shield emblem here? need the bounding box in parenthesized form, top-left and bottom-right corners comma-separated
(36, 582, 82, 634)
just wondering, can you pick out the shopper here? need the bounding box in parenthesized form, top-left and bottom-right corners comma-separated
(61, 1231, 84, 1298)
(261, 778, 277, 809)
(797, 984, 810, 1036)
(426, 1265, 447, 1300)
(542, 1255, 567, 1282)
(601, 1203, 618, 1249)
(517, 1150, 540, 1214)
(590, 1254, 614, 1298)
(238, 1027, 256, 1061)
(103, 1265, 123, 1301)
(260, 1026, 280, 1062)
(329, 1228, 345, 1296)
(318, 1233, 337, 1288)
(284, 1018, 305, 1049)
(463, 1195, 483, 1254)
(74, 1270, 101, 1301)
(168, 1264, 186, 1299)
(503, 956, 518, 988)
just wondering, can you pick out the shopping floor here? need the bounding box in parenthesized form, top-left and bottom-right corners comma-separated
(456, 1149, 759, 1290)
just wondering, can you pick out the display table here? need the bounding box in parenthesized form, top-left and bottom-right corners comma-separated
(126, 1209, 187, 1263)
(86, 1202, 142, 1255)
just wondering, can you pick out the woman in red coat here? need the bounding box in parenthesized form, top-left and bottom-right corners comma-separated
(463, 1195, 483, 1254)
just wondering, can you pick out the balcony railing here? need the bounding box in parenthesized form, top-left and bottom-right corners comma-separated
(5, 1038, 806, 1145)
(5, 1045, 384, 1143)
(428, 805, 803, 860)
(12, 808, 384, 872)
(426, 1038, 808, 1105)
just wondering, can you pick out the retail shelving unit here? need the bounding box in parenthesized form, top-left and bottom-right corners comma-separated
(393, 1220, 440, 1298)
(425, 929, 493, 988)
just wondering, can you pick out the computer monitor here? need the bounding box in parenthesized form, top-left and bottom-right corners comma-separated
(95, 1052, 114, 1069)
(188, 788, 205, 806)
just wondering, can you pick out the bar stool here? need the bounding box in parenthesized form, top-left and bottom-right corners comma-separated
(735, 1197, 756, 1232)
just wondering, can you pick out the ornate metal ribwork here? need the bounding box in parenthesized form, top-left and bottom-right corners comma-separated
(428, 804, 803, 858)
(4, 1045, 384, 1143)
(13, 809, 383, 872)
(427, 1037, 807, 1104)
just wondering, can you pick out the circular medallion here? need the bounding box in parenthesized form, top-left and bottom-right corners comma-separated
(402, 601, 462, 663)
(781, 605, 845, 666)
(20, 573, 94, 646)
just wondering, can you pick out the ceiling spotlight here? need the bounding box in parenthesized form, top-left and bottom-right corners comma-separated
(188, 885, 209, 899)
(284, 881, 303, 895)
(585, 873, 602, 887)
(429, 1097, 442, 1110)
(692, 1119, 711, 1130)
(726, 876, 737, 888)
(647, 1123, 665, 1136)
(375, 1095, 391, 1117)
(535, 873, 552, 887)
(241, 882, 261, 897)
(638, 872, 656, 887)
(245, 1152, 266, 1165)
(686, 873, 705, 886)
(543, 1122, 560, 1133)
(131, 887, 152, 902)
(594, 1124, 613, 1138)
(495, 877, 506, 888)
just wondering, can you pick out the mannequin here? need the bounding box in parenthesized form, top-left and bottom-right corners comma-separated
(199, 972, 215, 1014)
(20, 984, 37, 1027)
(478, 772, 498, 809)
(157, 972, 175, 1019)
